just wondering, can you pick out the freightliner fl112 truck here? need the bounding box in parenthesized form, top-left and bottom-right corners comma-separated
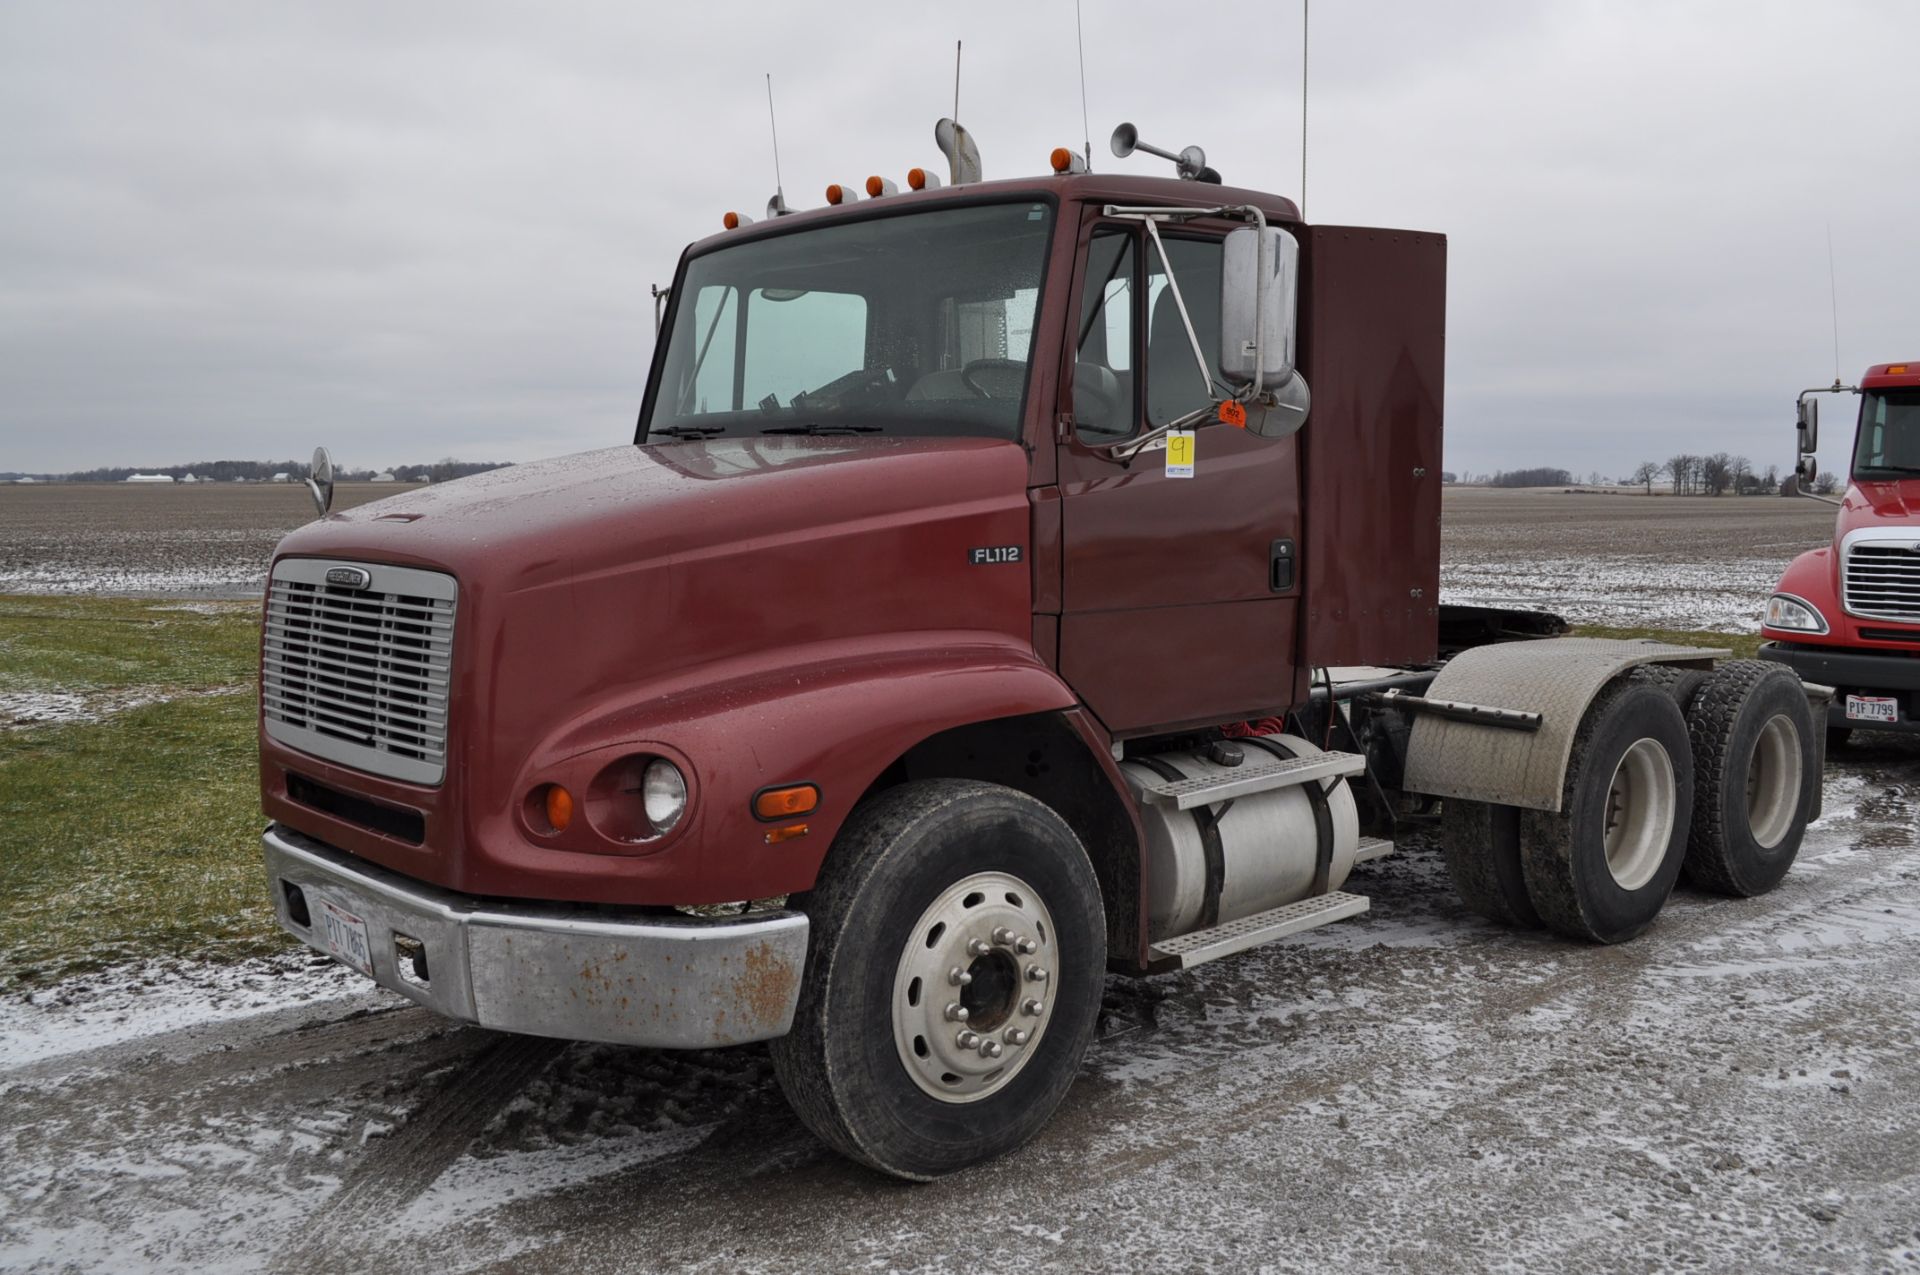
(258, 120, 1824, 1179)
(1763, 363, 1920, 743)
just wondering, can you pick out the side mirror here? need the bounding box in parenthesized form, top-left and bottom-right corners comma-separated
(1795, 453, 1818, 487)
(1796, 397, 1818, 455)
(1220, 224, 1308, 438)
(306, 445, 335, 519)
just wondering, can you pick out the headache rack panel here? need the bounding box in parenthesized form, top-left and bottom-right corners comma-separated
(262, 558, 458, 786)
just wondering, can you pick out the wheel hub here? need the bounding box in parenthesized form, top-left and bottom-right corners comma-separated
(891, 871, 1058, 1103)
(1745, 713, 1802, 850)
(1601, 737, 1676, 891)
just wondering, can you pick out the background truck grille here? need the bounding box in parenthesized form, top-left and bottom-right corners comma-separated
(262, 558, 458, 786)
(1844, 543, 1920, 623)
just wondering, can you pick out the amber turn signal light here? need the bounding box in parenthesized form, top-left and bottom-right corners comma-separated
(544, 784, 575, 832)
(754, 784, 819, 821)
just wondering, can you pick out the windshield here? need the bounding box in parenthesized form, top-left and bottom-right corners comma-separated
(644, 201, 1053, 441)
(1853, 389, 1920, 478)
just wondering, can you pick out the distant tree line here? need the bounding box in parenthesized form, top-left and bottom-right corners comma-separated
(16, 458, 510, 484)
(1485, 467, 1575, 489)
(1622, 454, 1787, 497)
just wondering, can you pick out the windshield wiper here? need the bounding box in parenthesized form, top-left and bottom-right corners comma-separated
(649, 424, 727, 439)
(760, 423, 883, 436)
(1859, 464, 1920, 476)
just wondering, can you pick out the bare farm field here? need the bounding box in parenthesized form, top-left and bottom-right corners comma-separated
(0, 482, 418, 597)
(1441, 488, 1837, 633)
(2, 478, 1918, 1274)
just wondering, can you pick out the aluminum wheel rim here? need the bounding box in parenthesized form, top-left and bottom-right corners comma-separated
(1746, 713, 1802, 850)
(891, 870, 1058, 1104)
(1602, 738, 1676, 891)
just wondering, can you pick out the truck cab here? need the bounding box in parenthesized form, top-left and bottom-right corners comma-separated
(1762, 362, 1920, 741)
(258, 135, 1822, 1179)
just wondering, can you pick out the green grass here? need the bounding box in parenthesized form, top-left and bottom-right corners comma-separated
(0, 596, 289, 988)
(1571, 623, 1761, 660)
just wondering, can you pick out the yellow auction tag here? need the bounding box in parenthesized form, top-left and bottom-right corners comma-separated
(1165, 429, 1195, 478)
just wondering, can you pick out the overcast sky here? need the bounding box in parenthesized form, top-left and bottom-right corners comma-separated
(2, 1, 1913, 477)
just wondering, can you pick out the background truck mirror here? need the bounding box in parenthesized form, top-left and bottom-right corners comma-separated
(1796, 397, 1818, 454)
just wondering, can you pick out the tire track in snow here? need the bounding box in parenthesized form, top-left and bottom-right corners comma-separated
(267, 1032, 565, 1273)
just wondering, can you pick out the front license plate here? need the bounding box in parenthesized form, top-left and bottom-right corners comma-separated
(1845, 694, 1899, 724)
(317, 896, 374, 977)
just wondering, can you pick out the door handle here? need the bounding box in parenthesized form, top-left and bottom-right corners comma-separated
(1270, 539, 1296, 593)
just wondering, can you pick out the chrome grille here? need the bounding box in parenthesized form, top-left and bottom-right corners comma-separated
(1844, 542, 1920, 623)
(262, 558, 458, 786)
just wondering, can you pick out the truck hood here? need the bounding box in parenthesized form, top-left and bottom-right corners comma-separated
(274, 436, 1030, 592)
(1841, 477, 1920, 528)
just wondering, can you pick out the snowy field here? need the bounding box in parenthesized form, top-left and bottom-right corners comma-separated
(1, 741, 1916, 1273)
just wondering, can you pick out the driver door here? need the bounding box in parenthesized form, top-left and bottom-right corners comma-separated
(1053, 217, 1305, 737)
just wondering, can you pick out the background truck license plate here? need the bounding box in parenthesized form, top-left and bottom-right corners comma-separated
(1845, 694, 1898, 724)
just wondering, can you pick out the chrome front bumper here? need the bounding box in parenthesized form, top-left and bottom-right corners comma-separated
(262, 824, 808, 1048)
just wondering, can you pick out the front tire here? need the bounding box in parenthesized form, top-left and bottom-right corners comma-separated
(769, 780, 1105, 1180)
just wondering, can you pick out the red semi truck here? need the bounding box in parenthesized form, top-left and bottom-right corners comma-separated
(258, 123, 1824, 1179)
(1762, 362, 1920, 742)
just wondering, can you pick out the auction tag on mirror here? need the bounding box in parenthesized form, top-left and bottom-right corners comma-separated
(1165, 430, 1196, 478)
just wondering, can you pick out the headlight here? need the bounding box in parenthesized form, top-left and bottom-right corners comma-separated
(641, 759, 688, 833)
(1763, 594, 1827, 634)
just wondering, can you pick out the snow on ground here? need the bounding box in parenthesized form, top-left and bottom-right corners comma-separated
(1441, 553, 1782, 632)
(0, 685, 246, 731)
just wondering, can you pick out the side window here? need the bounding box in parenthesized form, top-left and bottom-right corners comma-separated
(675, 285, 739, 414)
(1074, 231, 1136, 440)
(742, 289, 867, 408)
(1145, 237, 1226, 427)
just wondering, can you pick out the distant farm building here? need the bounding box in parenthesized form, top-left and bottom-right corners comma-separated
(371, 471, 397, 483)
(181, 473, 199, 483)
(125, 474, 175, 484)
(272, 472, 291, 483)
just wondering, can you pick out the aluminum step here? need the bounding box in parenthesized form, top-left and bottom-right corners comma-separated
(1133, 751, 1367, 810)
(1147, 891, 1370, 971)
(1353, 836, 1394, 863)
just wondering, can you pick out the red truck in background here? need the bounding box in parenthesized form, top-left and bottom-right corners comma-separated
(1763, 362, 1920, 743)
(257, 120, 1825, 1179)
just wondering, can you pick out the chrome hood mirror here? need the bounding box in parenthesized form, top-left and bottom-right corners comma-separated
(306, 446, 335, 518)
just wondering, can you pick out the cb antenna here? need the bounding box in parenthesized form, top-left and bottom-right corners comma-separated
(1826, 221, 1842, 387)
(1075, 0, 1092, 169)
(954, 40, 962, 122)
(1301, 0, 1310, 216)
(766, 74, 785, 203)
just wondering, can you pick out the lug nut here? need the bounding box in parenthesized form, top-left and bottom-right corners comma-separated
(944, 1002, 969, 1022)
(1014, 935, 1038, 955)
(992, 926, 1017, 946)
(967, 938, 993, 957)
(1005, 1027, 1030, 1046)
(1026, 965, 1049, 982)
(956, 1030, 981, 1050)
(1022, 998, 1044, 1016)
(979, 1039, 1004, 1059)
(948, 966, 972, 986)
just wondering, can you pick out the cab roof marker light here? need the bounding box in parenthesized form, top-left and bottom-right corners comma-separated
(825, 182, 860, 205)
(722, 211, 754, 230)
(906, 167, 942, 191)
(865, 175, 898, 198)
(1050, 146, 1088, 174)
(1890, 364, 1911, 375)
